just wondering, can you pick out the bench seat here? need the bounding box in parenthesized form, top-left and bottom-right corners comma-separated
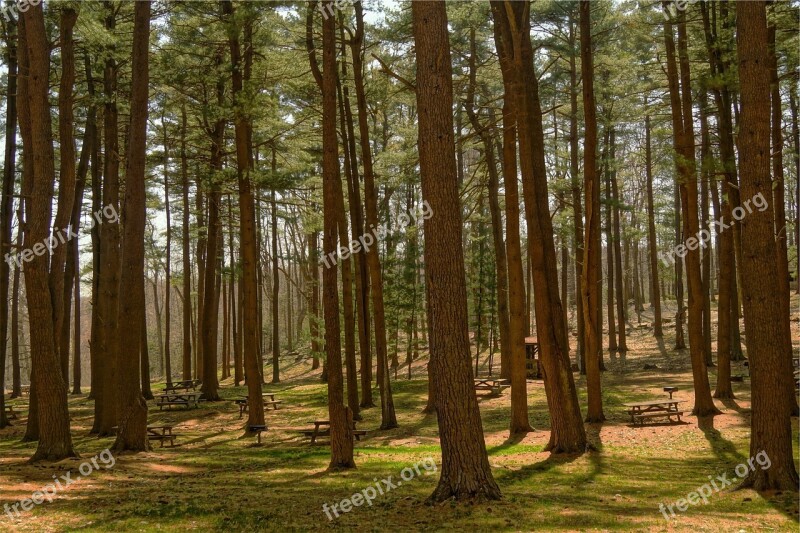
(631, 410, 686, 426)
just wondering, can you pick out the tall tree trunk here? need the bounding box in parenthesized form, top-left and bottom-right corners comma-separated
(736, 0, 799, 490)
(114, 0, 151, 452)
(181, 105, 192, 381)
(351, 2, 395, 426)
(140, 300, 153, 401)
(226, 0, 264, 429)
(579, 0, 604, 422)
(644, 114, 663, 337)
(270, 183, 280, 384)
(0, 11, 17, 428)
(413, 0, 500, 500)
(603, 129, 617, 353)
(163, 113, 173, 384)
(318, 0, 354, 468)
(610, 129, 627, 354)
(767, 17, 795, 410)
(465, 29, 511, 384)
(493, 0, 586, 452)
(19, 4, 77, 460)
(664, 7, 719, 417)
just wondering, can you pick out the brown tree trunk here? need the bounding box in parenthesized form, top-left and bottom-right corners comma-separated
(664, 7, 719, 417)
(163, 114, 173, 384)
(140, 305, 153, 401)
(579, 0, 604, 423)
(604, 129, 617, 353)
(180, 105, 192, 381)
(610, 129, 627, 354)
(226, 0, 265, 429)
(465, 29, 511, 385)
(492, 0, 586, 452)
(644, 114, 663, 337)
(350, 2, 395, 424)
(0, 12, 17, 427)
(113, 0, 151, 453)
(19, 4, 77, 460)
(270, 178, 280, 383)
(413, 0, 501, 500)
(736, 0, 799, 490)
(319, 0, 354, 468)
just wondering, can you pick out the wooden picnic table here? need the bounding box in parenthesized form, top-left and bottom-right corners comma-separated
(233, 394, 282, 419)
(300, 420, 366, 444)
(156, 391, 201, 410)
(4, 404, 20, 420)
(623, 399, 685, 426)
(474, 378, 510, 396)
(19, 385, 30, 397)
(147, 425, 177, 447)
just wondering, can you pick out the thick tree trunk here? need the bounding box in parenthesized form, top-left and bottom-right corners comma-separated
(413, 0, 501, 501)
(492, 0, 586, 452)
(226, 0, 265, 429)
(19, 5, 77, 460)
(319, 0, 354, 469)
(114, 0, 151, 453)
(736, 0, 799, 490)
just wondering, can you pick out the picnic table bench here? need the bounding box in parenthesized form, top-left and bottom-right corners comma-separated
(163, 379, 202, 393)
(299, 420, 366, 444)
(623, 399, 686, 426)
(156, 391, 202, 410)
(233, 394, 282, 419)
(474, 378, 510, 396)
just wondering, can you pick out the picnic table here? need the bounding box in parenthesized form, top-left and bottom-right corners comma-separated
(623, 399, 686, 426)
(233, 394, 282, 419)
(148, 425, 177, 447)
(163, 379, 201, 393)
(19, 385, 30, 397)
(300, 420, 367, 444)
(474, 378, 510, 396)
(155, 391, 202, 410)
(4, 404, 21, 420)
(525, 337, 541, 378)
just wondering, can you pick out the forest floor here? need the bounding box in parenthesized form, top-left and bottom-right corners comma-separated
(1, 297, 799, 532)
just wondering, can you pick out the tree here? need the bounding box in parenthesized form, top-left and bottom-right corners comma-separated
(413, 0, 500, 502)
(114, 0, 151, 453)
(19, 3, 76, 461)
(735, 0, 799, 491)
(580, 0, 604, 423)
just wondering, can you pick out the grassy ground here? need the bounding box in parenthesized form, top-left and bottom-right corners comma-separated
(1, 300, 799, 532)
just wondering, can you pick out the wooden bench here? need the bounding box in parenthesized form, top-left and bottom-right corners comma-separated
(249, 424, 268, 444)
(156, 392, 201, 410)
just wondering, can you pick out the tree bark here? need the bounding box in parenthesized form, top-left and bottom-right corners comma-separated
(413, 0, 501, 501)
(114, 0, 151, 452)
(736, 0, 799, 490)
(644, 114, 663, 337)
